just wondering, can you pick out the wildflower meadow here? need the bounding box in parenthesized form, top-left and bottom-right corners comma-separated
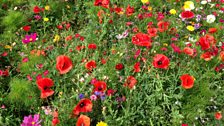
(0, 0, 224, 126)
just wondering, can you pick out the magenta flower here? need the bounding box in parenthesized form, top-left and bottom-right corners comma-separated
(22, 33, 37, 44)
(21, 114, 41, 126)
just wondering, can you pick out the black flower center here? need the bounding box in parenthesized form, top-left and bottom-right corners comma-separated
(157, 61, 163, 65)
(43, 86, 49, 90)
(98, 87, 102, 91)
(79, 102, 85, 108)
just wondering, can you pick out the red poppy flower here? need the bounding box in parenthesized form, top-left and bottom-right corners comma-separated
(94, 0, 110, 8)
(85, 60, 97, 71)
(181, 11, 194, 19)
(23, 25, 31, 32)
(152, 54, 170, 69)
(180, 74, 195, 89)
(133, 62, 141, 72)
(76, 115, 90, 126)
(36, 78, 54, 98)
(157, 21, 169, 32)
(215, 112, 222, 120)
(126, 5, 135, 16)
(33, 6, 42, 14)
(115, 63, 124, 70)
(88, 43, 97, 50)
(199, 34, 216, 50)
(147, 27, 158, 37)
(73, 99, 93, 116)
(93, 81, 107, 93)
(124, 76, 137, 89)
(56, 55, 73, 74)
(200, 52, 213, 61)
(132, 33, 152, 47)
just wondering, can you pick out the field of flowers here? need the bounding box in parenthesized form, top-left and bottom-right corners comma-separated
(0, 0, 224, 126)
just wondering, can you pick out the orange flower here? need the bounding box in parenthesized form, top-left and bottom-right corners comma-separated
(73, 99, 93, 116)
(208, 28, 217, 34)
(124, 76, 137, 89)
(183, 47, 194, 56)
(30, 49, 46, 56)
(56, 55, 73, 74)
(220, 51, 224, 62)
(76, 115, 90, 126)
(180, 74, 195, 89)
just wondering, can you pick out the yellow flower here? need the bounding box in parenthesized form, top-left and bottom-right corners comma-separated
(148, 6, 152, 11)
(4, 45, 12, 49)
(141, 0, 149, 4)
(163, 43, 168, 46)
(43, 17, 49, 22)
(96, 121, 108, 126)
(53, 35, 60, 42)
(45, 5, 50, 11)
(183, 1, 195, 10)
(169, 9, 176, 15)
(186, 25, 195, 31)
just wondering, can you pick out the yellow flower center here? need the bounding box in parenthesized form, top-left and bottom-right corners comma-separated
(32, 122, 35, 124)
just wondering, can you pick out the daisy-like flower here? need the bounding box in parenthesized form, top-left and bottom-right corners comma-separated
(21, 114, 42, 126)
(186, 25, 195, 31)
(169, 9, 176, 15)
(183, 1, 195, 11)
(206, 14, 216, 23)
(96, 121, 108, 126)
(22, 33, 37, 44)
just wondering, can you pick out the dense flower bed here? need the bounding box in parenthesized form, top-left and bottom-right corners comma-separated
(0, 0, 224, 125)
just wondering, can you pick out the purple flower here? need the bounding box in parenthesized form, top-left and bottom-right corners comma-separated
(22, 33, 37, 44)
(100, 94, 106, 100)
(78, 93, 85, 99)
(21, 114, 41, 126)
(194, 23, 201, 29)
(196, 14, 201, 22)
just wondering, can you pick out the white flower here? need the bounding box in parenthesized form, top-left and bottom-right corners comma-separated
(201, 0, 207, 4)
(206, 14, 216, 23)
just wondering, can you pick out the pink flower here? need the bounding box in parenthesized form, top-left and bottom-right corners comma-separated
(22, 57, 29, 62)
(43, 70, 49, 76)
(27, 75, 32, 81)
